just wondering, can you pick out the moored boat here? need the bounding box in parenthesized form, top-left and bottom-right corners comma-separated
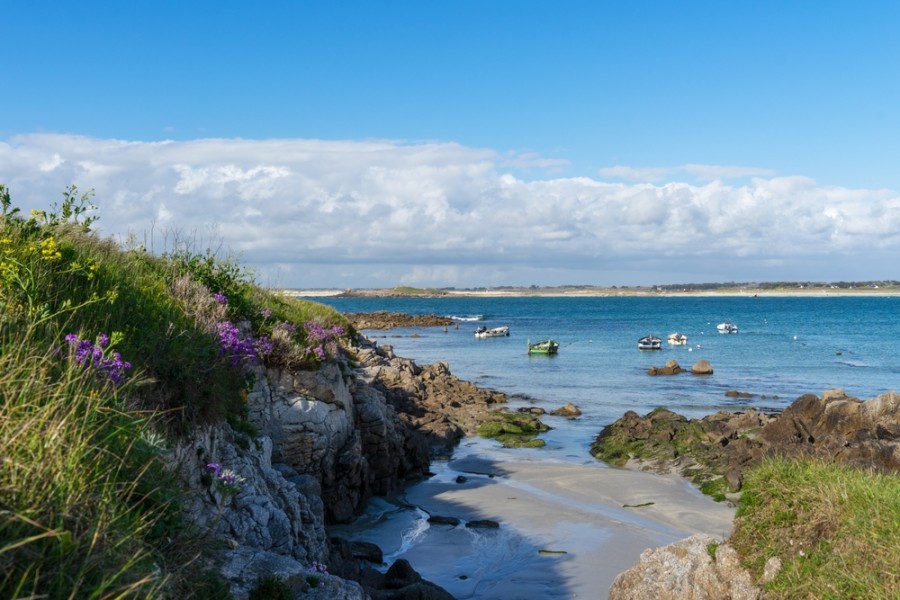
(667, 332, 688, 345)
(475, 325, 510, 338)
(528, 339, 559, 355)
(717, 322, 739, 334)
(638, 335, 662, 350)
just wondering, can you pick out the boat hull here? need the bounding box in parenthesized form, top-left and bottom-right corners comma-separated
(638, 336, 662, 350)
(528, 339, 559, 355)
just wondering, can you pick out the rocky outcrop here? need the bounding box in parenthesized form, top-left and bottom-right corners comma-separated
(592, 389, 900, 501)
(351, 338, 508, 455)
(608, 534, 760, 600)
(170, 335, 505, 598)
(647, 359, 685, 376)
(346, 311, 456, 330)
(170, 425, 330, 565)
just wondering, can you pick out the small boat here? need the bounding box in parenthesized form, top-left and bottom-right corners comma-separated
(667, 332, 688, 345)
(528, 339, 559, 355)
(638, 335, 662, 350)
(717, 322, 739, 334)
(475, 326, 510, 338)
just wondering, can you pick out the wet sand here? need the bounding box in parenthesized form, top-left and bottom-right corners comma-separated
(377, 447, 735, 599)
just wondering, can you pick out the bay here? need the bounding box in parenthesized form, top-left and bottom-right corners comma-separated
(317, 294, 900, 458)
(318, 295, 900, 598)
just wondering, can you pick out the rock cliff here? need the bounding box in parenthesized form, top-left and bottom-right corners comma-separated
(169, 335, 505, 598)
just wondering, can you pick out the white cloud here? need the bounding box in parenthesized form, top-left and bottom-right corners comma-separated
(1, 133, 898, 288)
(599, 163, 777, 183)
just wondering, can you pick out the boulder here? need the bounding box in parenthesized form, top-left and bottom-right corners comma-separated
(648, 359, 685, 376)
(691, 359, 714, 375)
(608, 534, 759, 600)
(367, 559, 456, 600)
(551, 402, 582, 417)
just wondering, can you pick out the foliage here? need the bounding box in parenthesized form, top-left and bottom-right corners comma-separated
(0, 185, 350, 598)
(731, 457, 900, 599)
(0, 325, 168, 598)
(249, 575, 293, 599)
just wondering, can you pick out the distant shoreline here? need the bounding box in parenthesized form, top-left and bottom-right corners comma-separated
(283, 287, 900, 299)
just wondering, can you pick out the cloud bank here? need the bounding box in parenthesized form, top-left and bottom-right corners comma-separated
(1, 134, 897, 288)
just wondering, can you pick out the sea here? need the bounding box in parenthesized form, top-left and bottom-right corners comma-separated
(316, 294, 900, 597)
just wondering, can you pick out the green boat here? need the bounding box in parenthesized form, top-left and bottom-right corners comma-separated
(528, 339, 559, 355)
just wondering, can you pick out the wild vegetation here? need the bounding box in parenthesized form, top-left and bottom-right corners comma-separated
(0, 184, 349, 598)
(2, 183, 895, 598)
(732, 458, 899, 599)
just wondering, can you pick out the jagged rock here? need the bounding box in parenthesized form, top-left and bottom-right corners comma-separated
(352, 337, 507, 454)
(170, 426, 329, 564)
(172, 333, 506, 597)
(608, 534, 759, 600)
(592, 390, 900, 501)
(368, 559, 456, 600)
(691, 359, 714, 375)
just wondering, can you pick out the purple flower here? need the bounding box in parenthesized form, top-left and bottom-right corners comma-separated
(213, 291, 228, 305)
(63, 332, 132, 384)
(215, 321, 259, 368)
(254, 335, 274, 357)
(302, 321, 345, 362)
(206, 462, 245, 494)
(274, 321, 297, 336)
(259, 307, 273, 319)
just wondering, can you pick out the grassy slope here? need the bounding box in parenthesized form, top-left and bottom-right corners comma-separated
(0, 187, 348, 598)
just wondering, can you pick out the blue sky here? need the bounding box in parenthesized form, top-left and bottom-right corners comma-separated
(2, 2, 899, 288)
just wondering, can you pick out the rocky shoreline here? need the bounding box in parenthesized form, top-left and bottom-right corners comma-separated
(171, 332, 510, 599)
(591, 388, 900, 504)
(171, 309, 899, 599)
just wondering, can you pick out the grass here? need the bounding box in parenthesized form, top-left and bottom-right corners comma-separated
(730, 457, 900, 599)
(0, 185, 350, 598)
(0, 324, 171, 597)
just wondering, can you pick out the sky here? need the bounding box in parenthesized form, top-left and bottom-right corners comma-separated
(2, 1, 899, 289)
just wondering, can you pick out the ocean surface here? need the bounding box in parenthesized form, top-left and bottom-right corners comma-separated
(318, 295, 900, 597)
(319, 294, 899, 456)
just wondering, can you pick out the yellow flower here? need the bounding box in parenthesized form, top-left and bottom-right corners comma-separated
(39, 236, 61, 261)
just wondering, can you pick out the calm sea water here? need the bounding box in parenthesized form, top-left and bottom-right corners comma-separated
(320, 295, 899, 597)
(318, 295, 900, 457)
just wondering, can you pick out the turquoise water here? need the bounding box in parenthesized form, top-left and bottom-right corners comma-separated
(320, 295, 899, 598)
(318, 295, 900, 455)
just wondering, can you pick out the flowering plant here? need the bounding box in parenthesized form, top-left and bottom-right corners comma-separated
(63, 331, 132, 384)
(215, 321, 259, 369)
(305, 561, 328, 588)
(303, 321, 345, 362)
(206, 462, 246, 497)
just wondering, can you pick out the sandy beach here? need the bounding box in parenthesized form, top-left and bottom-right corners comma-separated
(341, 441, 735, 600)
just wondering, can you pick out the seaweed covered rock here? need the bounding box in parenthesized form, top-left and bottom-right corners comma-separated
(477, 410, 551, 448)
(592, 390, 900, 501)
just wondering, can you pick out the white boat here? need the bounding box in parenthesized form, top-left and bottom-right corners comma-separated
(475, 326, 510, 338)
(638, 335, 662, 350)
(667, 332, 688, 345)
(717, 322, 739, 334)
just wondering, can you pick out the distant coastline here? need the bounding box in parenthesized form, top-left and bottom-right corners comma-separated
(283, 283, 900, 299)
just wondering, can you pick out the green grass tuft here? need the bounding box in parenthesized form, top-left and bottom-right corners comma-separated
(731, 457, 900, 599)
